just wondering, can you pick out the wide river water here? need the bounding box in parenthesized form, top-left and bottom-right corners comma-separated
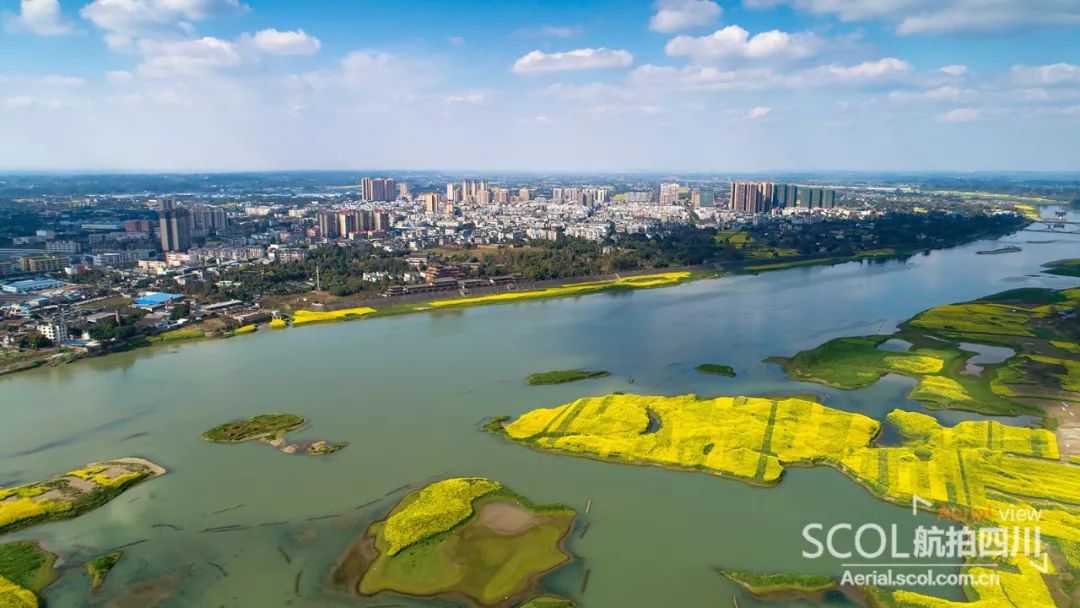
(2, 207, 1079, 608)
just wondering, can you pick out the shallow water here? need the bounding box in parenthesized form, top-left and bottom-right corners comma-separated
(1, 208, 1078, 608)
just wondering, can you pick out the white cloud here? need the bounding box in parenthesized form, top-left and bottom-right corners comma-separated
(746, 106, 771, 119)
(247, 28, 321, 56)
(42, 74, 86, 86)
(630, 57, 911, 91)
(1011, 63, 1080, 86)
(541, 82, 632, 101)
(5, 95, 70, 109)
(5, 0, 73, 35)
(938, 64, 968, 77)
(888, 85, 976, 103)
(583, 104, 665, 117)
(938, 107, 981, 122)
(447, 35, 466, 46)
(512, 48, 633, 75)
(743, 0, 1080, 35)
(649, 0, 722, 33)
(135, 36, 243, 77)
(515, 24, 583, 38)
(792, 57, 912, 85)
(444, 92, 485, 104)
(81, 0, 246, 39)
(665, 25, 824, 63)
(106, 70, 135, 84)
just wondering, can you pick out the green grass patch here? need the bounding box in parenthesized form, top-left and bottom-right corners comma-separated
(721, 570, 836, 595)
(520, 596, 576, 608)
(201, 413, 305, 443)
(695, 363, 736, 377)
(86, 551, 122, 590)
(1043, 259, 1080, 278)
(0, 542, 56, 594)
(147, 328, 205, 344)
(527, 369, 611, 386)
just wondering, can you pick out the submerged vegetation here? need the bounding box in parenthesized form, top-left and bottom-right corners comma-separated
(526, 369, 611, 386)
(0, 459, 164, 535)
(695, 363, 736, 377)
(334, 477, 576, 607)
(202, 413, 346, 456)
(770, 287, 1080, 416)
(86, 551, 123, 590)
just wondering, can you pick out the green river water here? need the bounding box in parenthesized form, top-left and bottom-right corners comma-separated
(1, 207, 1078, 607)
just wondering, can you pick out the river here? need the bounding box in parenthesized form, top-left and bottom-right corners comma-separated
(2, 207, 1078, 607)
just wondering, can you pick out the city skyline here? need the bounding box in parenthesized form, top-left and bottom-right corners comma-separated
(2, 0, 1079, 173)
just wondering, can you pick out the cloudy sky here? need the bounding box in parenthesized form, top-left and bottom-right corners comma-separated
(2, 0, 1079, 172)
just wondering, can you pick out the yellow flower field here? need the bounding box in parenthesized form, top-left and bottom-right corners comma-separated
(885, 355, 944, 374)
(269, 318, 287, 329)
(504, 393, 879, 484)
(908, 375, 973, 405)
(0, 576, 37, 608)
(429, 272, 691, 308)
(232, 324, 256, 335)
(382, 478, 502, 556)
(498, 393, 1080, 605)
(890, 555, 1054, 608)
(291, 307, 377, 326)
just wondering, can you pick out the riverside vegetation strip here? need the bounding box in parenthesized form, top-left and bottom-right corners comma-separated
(489, 394, 1078, 607)
(202, 413, 346, 456)
(770, 286, 1080, 417)
(332, 477, 577, 607)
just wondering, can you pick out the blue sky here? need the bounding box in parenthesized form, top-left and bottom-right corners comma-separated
(2, 0, 1079, 172)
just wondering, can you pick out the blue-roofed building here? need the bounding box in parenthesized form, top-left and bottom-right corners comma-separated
(1, 278, 65, 294)
(134, 292, 185, 310)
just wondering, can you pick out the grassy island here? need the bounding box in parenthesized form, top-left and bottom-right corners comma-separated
(695, 363, 736, 377)
(493, 392, 1079, 607)
(202, 413, 306, 443)
(332, 477, 576, 607)
(86, 551, 123, 590)
(527, 369, 610, 385)
(770, 287, 1080, 416)
(1044, 258, 1080, 277)
(721, 570, 836, 596)
(202, 413, 346, 456)
(0, 541, 56, 607)
(0, 458, 165, 535)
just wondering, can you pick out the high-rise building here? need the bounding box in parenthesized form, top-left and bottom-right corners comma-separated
(493, 188, 509, 204)
(318, 210, 339, 238)
(398, 182, 410, 200)
(518, 188, 530, 202)
(446, 183, 458, 203)
(361, 177, 396, 202)
(775, 184, 798, 208)
(659, 183, 680, 206)
(421, 192, 440, 214)
(158, 197, 191, 252)
(796, 187, 838, 209)
(188, 203, 228, 234)
(373, 211, 392, 232)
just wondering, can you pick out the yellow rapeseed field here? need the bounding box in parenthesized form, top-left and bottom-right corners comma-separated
(269, 318, 287, 329)
(504, 393, 879, 484)
(232, 324, 256, 335)
(429, 272, 691, 308)
(382, 478, 502, 556)
(908, 375, 972, 405)
(291, 307, 377, 326)
(0, 576, 37, 608)
(501, 394, 1080, 604)
(885, 355, 944, 375)
(890, 555, 1054, 607)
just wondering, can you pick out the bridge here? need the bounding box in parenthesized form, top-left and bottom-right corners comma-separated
(1024, 220, 1080, 234)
